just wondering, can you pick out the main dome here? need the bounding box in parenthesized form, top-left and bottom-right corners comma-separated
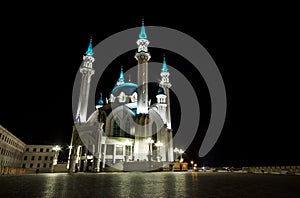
(110, 82, 137, 96)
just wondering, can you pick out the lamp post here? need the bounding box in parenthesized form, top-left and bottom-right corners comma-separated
(51, 145, 61, 173)
(154, 141, 163, 162)
(174, 147, 179, 161)
(179, 149, 184, 163)
(145, 137, 154, 161)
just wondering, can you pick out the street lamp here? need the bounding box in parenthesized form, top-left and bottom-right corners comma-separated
(51, 145, 61, 173)
(174, 147, 179, 160)
(154, 141, 163, 162)
(179, 149, 184, 163)
(145, 137, 154, 161)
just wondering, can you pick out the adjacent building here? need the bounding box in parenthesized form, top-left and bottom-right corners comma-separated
(0, 125, 26, 174)
(0, 125, 62, 174)
(21, 145, 60, 173)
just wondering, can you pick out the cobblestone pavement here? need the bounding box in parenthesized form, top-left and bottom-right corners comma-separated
(0, 172, 300, 197)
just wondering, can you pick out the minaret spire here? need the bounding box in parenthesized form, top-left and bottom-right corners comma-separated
(85, 36, 94, 56)
(162, 54, 168, 72)
(139, 17, 147, 39)
(117, 65, 125, 85)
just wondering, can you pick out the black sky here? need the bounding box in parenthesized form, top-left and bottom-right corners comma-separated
(0, 7, 298, 167)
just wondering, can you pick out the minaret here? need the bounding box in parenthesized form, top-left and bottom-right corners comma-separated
(160, 55, 172, 129)
(160, 55, 173, 162)
(76, 37, 95, 123)
(135, 19, 151, 114)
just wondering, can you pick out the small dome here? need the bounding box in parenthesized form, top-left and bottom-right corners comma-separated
(98, 98, 104, 105)
(157, 87, 165, 95)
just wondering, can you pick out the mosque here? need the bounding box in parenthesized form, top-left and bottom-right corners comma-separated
(67, 21, 174, 172)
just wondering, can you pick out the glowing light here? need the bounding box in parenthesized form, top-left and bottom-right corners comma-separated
(179, 149, 184, 154)
(145, 137, 154, 144)
(52, 145, 61, 152)
(155, 141, 163, 147)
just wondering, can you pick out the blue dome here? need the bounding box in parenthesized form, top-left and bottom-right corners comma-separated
(111, 82, 138, 96)
(98, 98, 104, 105)
(158, 87, 165, 94)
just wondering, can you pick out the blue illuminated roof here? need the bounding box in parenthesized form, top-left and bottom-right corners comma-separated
(111, 82, 138, 96)
(162, 56, 168, 72)
(139, 22, 147, 39)
(118, 68, 125, 83)
(85, 38, 93, 56)
(98, 98, 104, 105)
(158, 87, 165, 94)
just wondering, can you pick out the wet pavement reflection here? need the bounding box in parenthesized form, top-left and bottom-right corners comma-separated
(1, 172, 300, 197)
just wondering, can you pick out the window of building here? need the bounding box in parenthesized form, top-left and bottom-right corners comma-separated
(40, 148, 43, 152)
(37, 163, 40, 168)
(46, 148, 50, 152)
(30, 164, 33, 168)
(24, 156, 28, 160)
(116, 145, 123, 155)
(113, 118, 120, 137)
(26, 148, 29, 152)
(22, 164, 26, 168)
(38, 156, 42, 160)
(31, 156, 35, 160)
(106, 144, 114, 155)
(50, 156, 53, 160)
(49, 163, 52, 168)
(33, 148, 37, 152)
(43, 163, 47, 168)
(45, 156, 48, 160)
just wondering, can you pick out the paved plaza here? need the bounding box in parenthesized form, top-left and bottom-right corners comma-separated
(1, 172, 300, 197)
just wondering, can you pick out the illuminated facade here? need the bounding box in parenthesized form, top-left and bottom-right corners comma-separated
(68, 21, 174, 172)
(0, 125, 25, 174)
(0, 125, 61, 174)
(21, 145, 59, 173)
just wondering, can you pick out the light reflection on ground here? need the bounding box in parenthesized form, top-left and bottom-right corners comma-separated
(1, 172, 300, 197)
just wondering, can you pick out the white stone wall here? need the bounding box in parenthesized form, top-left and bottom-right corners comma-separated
(0, 125, 26, 174)
(21, 145, 57, 173)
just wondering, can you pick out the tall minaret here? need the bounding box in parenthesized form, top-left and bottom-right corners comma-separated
(76, 37, 95, 123)
(160, 55, 172, 129)
(160, 55, 173, 161)
(135, 19, 151, 114)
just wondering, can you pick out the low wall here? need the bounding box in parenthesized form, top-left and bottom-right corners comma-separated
(242, 166, 300, 175)
(0, 167, 26, 175)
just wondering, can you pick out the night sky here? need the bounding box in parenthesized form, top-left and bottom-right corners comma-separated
(0, 9, 298, 167)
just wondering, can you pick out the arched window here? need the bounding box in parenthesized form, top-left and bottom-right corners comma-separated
(125, 118, 131, 138)
(113, 118, 120, 137)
